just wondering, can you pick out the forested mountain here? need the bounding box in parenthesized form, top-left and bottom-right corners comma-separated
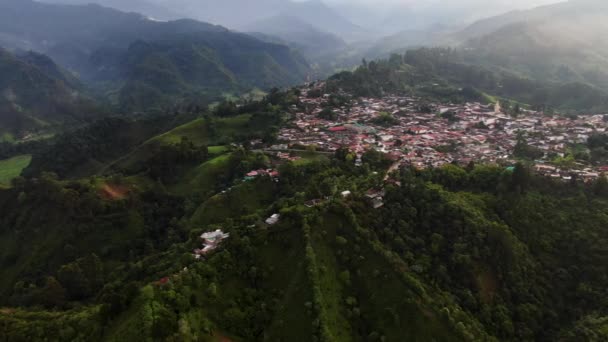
(1, 90, 608, 340)
(0, 48, 100, 139)
(326, 46, 608, 113)
(453, 0, 608, 92)
(0, 0, 310, 112)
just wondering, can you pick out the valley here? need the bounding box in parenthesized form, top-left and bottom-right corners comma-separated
(1, 0, 608, 341)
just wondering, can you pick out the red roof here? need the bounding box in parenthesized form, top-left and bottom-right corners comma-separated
(159, 277, 170, 285)
(329, 126, 347, 132)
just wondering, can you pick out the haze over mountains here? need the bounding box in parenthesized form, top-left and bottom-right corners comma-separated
(0, 0, 310, 121)
(2, 0, 608, 139)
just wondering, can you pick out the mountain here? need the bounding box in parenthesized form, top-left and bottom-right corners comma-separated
(280, 0, 365, 41)
(151, 0, 285, 28)
(114, 35, 309, 111)
(0, 48, 99, 140)
(0, 0, 311, 111)
(327, 47, 608, 112)
(244, 15, 348, 59)
(455, 0, 608, 91)
(0, 0, 226, 76)
(38, 0, 181, 20)
(150, 0, 364, 41)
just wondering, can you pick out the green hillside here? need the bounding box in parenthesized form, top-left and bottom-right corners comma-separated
(116, 35, 309, 111)
(0, 155, 31, 186)
(22, 114, 199, 179)
(4, 144, 608, 340)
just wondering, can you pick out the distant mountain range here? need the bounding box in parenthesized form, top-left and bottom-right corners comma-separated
(38, 0, 183, 20)
(0, 0, 311, 115)
(0, 48, 99, 139)
(457, 0, 608, 91)
(244, 16, 347, 59)
(342, 0, 608, 107)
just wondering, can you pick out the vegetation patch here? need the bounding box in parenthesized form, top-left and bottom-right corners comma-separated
(0, 154, 31, 186)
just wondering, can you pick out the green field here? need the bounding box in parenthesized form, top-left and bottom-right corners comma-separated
(292, 151, 330, 166)
(0, 155, 32, 185)
(0, 132, 15, 143)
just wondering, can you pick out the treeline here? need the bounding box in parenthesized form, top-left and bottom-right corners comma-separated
(23, 113, 198, 179)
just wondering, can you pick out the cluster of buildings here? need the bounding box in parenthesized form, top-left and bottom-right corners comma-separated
(245, 168, 280, 181)
(193, 229, 230, 259)
(273, 83, 608, 181)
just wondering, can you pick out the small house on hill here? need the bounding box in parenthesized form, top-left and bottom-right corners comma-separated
(194, 229, 230, 259)
(266, 214, 280, 225)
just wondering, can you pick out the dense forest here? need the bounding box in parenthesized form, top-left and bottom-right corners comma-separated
(1, 89, 608, 341)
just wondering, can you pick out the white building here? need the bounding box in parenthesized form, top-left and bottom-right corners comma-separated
(266, 214, 280, 225)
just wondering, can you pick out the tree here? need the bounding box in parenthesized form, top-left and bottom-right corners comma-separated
(514, 132, 543, 160)
(371, 112, 398, 127)
(151, 304, 178, 339)
(58, 262, 90, 300)
(318, 108, 338, 121)
(214, 101, 238, 117)
(594, 174, 608, 196)
(320, 178, 337, 197)
(38, 277, 66, 308)
(362, 149, 393, 170)
(511, 162, 530, 194)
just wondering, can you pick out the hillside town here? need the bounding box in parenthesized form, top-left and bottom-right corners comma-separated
(272, 83, 608, 181)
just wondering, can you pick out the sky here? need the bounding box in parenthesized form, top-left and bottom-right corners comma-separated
(315, 0, 567, 32)
(322, 0, 562, 7)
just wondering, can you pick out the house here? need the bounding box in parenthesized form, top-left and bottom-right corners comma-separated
(201, 229, 230, 244)
(341, 190, 352, 198)
(371, 197, 384, 209)
(329, 126, 347, 132)
(365, 188, 386, 208)
(266, 214, 280, 225)
(194, 229, 230, 258)
(365, 189, 386, 199)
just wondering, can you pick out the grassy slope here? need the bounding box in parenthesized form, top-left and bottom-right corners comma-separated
(112, 115, 250, 173)
(169, 154, 233, 197)
(0, 155, 31, 186)
(189, 178, 276, 227)
(152, 115, 251, 146)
